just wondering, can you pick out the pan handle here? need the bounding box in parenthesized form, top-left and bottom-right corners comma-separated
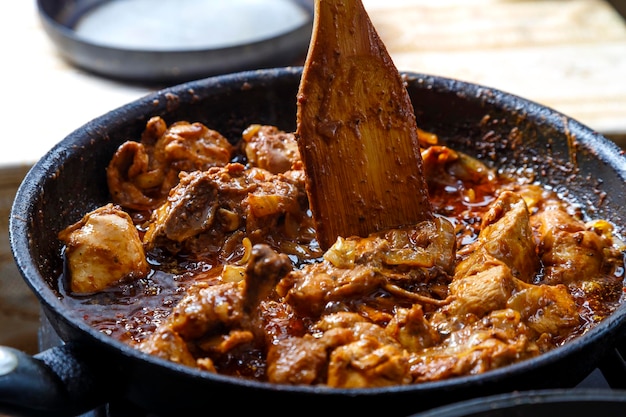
(0, 343, 114, 417)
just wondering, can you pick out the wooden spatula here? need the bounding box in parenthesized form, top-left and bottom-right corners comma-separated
(296, 0, 433, 250)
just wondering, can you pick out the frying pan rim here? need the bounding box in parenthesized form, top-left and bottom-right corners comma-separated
(9, 67, 626, 397)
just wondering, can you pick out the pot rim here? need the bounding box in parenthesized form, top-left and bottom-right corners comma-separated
(411, 388, 626, 417)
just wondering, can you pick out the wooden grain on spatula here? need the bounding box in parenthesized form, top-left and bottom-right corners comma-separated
(296, 0, 433, 250)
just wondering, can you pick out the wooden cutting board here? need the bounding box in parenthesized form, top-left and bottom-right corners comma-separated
(363, 0, 626, 145)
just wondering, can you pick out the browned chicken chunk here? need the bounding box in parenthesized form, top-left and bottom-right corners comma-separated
(58, 203, 149, 294)
(107, 116, 234, 211)
(143, 163, 315, 261)
(241, 124, 301, 174)
(533, 202, 616, 285)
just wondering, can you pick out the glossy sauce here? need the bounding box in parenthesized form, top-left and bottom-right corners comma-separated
(59, 165, 503, 344)
(58, 148, 625, 361)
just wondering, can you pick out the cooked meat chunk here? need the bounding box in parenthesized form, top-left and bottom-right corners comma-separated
(268, 313, 411, 387)
(165, 281, 244, 340)
(58, 203, 149, 294)
(267, 335, 329, 385)
(107, 116, 234, 210)
(153, 119, 234, 171)
(447, 263, 517, 319)
(138, 328, 198, 368)
(241, 124, 301, 173)
(434, 191, 582, 344)
(386, 304, 441, 352)
(143, 169, 223, 249)
(455, 191, 539, 283)
(327, 336, 411, 388)
(435, 192, 537, 322)
(507, 282, 580, 338)
(105, 141, 160, 210)
(533, 203, 615, 286)
(410, 309, 538, 382)
(276, 218, 456, 318)
(278, 262, 387, 318)
(143, 163, 314, 260)
(240, 244, 293, 341)
(140, 244, 293, 371)
(61, 119, 626, 389)
(316, 313, 411, 388)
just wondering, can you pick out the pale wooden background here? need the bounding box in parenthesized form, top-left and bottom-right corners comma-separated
(3, 0, 626, 168)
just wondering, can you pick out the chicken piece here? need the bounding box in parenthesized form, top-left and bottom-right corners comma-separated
(143, 163, 312, 259)
(143, 168, 232, 250)
(276, 218, 456, 318)
(107, 116, 234, 210)
(165, 243, 291, 339)
(321, 317, 411, 388)
(240, 244, 293, 341)
(409, 309, 538, 382)
(138, 328, 198, 368)
(106, 141, 164, 210)
(434, 192, 538, 322)
(165, 281, 244, 340)
(446, 263, 517, 319)
(455, 191, 539, 283)
(268, 312, 411, 388)
(438, 191, 581, 342)
(154, 119, 234, 171)
(266, 312, 367, 384)
(377, 217, 457, 275)
(58, 203, 149, 294)
(532, 203, 614, 285)
(507, 282, 581, 338)
(241, 124, 301, 173)
(385, 304, 441, 352)
(327, 337, 411, 388)
(278, 263, 387, 318)
(140, 243, 292, 376)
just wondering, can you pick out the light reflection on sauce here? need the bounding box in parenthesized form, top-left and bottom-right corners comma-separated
(59, 263, 221, 344)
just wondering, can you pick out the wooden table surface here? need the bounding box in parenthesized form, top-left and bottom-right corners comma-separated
(3, 0, 626, 169)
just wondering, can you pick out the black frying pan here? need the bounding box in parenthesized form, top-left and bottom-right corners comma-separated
(5, 67, 626, 417)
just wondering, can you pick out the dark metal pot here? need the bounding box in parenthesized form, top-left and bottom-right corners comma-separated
(411, 389, 626, 417)
(5, 67, 626, 417)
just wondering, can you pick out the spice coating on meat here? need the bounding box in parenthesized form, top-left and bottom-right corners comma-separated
(58, 119, 626, 388)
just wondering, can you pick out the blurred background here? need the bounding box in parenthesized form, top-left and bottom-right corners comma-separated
(2, 0, 626, 354)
